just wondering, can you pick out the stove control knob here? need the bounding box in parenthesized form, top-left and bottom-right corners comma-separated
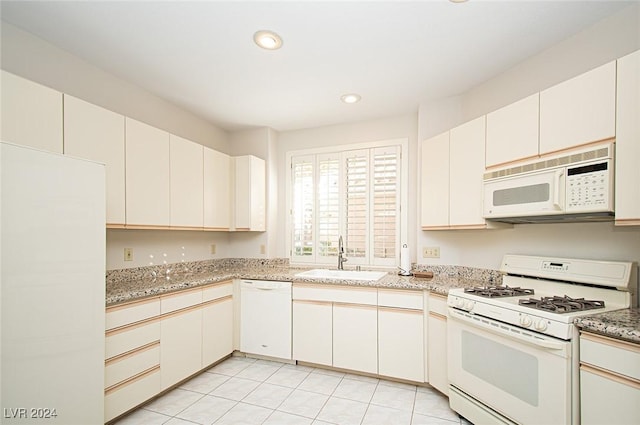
(463, 300, 474, 311)
(519, 315, 533, 327)
(455, 298, 465, 309)
(534, 319, 548, 332)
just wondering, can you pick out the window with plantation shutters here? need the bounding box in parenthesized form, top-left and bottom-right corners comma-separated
(372, 146, 399, 262)
(291, 156, 314, 258)
(290, 144, 401, 267)
(345, 151, 368, 259)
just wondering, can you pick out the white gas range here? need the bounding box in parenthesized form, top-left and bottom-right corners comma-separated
(447, 255, 637, 425)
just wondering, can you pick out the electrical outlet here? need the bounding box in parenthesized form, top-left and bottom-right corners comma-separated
(124, 248, 133, 262)
(422, 246, 440, 258)
(210, 244, 216, 255)
(260, 244, 266, 254)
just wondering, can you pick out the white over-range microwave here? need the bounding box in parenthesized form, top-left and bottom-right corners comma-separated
(483, 142, 614, 223)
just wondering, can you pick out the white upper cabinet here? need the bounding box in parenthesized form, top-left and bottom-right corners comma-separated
(1, 70, 63, 153)
(169, 134, 204, 228)
(233, 155, 266, 231)
(449, 116, 486, 227)
(540, 61, 616, 155)
(422, 117, 502, 230)
(63, 95, 126, 226)
(614, 49, 640, 226)
(125, 118, 171, 228)
(421, 131, 450, 228)
(486, 93, 539, 168)
(204, 147, 231, 230)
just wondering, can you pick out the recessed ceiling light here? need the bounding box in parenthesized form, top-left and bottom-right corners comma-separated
(449, 0, 469, 3)
(254, 30, 283, 50)
(341, 93, 361, 104)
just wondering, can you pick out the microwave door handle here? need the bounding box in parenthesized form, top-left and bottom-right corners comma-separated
(553, 170, 564, 210)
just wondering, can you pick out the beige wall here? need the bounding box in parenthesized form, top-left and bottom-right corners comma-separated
(417, 3, 640, 270)
(106, 230, 230, 270)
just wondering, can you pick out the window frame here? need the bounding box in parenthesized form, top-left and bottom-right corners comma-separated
(285, 138, 408, 268)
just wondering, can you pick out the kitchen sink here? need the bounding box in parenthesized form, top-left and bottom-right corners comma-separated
(295, 269, 387, 281)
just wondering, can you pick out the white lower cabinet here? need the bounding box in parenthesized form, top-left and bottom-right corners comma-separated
(202, 296, 233, 367)
(378, 307, 424, 382)
(104, 298, 161, 422)
(160, 307, 203, 390)
(333, 303, 378, 374)
(292, 300, 333, 366)
(105, 368, 161, 423)
(378, 288, 425, 382)
(427, 293, 449, 395)
(292, 284, 427, 382)
(580, 332, 640, 425)
(104, 282, 233, 422)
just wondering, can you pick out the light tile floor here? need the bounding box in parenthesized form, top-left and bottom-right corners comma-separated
(115, 356, 472, 425)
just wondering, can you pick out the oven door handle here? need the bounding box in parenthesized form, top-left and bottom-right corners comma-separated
(448, 308, 567, 351)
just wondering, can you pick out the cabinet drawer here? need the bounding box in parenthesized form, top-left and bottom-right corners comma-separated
(203, 281, 233, 302)
(428, 292, 448, 316)
(106, 321, 160, 360)
(105, 343, 160, 388)
(106, 297, 160, 331)
(160, 288, 202, 314)
(104, 367, 160, 422)
(580, 333, 640, 380)
(293, 284, 377, 305)
(378, 289, 423, 309)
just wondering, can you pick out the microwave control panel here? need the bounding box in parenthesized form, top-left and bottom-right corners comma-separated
(566, 161, 610, 210)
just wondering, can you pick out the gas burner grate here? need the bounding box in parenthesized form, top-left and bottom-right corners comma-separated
(464, 285, 535, 298)
(519, 295, 605, 313)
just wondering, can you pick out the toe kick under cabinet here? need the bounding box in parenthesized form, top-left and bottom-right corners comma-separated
(104, 281, 233, 423)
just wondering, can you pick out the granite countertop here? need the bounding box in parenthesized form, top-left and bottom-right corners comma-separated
(574, 308, 640, 345)
(106, 266, 488, 306)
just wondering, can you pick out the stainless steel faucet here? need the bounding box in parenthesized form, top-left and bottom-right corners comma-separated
(338, 235, 348, 270)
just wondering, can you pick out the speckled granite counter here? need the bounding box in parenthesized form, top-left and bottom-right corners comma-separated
(574, 308, 640, 344)
(106, 260, 500, 306)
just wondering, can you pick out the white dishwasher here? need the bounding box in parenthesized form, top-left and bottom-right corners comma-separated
(240, 280, 292, 359)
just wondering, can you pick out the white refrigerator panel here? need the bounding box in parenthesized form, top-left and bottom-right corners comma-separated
(1, 142, 105, 424)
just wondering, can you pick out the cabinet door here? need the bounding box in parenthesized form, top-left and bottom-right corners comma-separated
(234, 155, 266, 231)
(202, 297, 233, 367)
(1, 70, 63, 153)
(428, 293, 448, 395)
(540, 61, 616, 154)
(64, 95, 126, 226)
(421, 132, 450, 228)
(125, 118, 170, 227)
(204, 147, 231, 230)
(333, 304, 377, 374)
(449, 116, 486, 227)
(580, 368, 640, 425)
(170, 134, 204, 228)
(292, 300, 332, 366)
(486, 93, 539, 168)
(160, 308, 203, 390)
(615, 49, 640, 226)
(378, 307, 424, 382)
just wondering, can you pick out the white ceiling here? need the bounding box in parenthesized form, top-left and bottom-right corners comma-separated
(0, 1, 632, 132)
